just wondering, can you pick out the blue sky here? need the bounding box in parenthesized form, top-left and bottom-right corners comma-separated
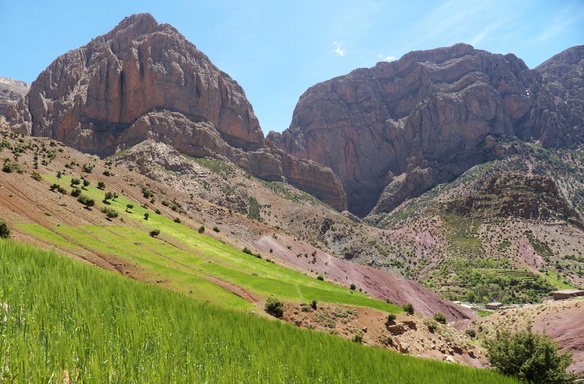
(0, 0, 582, 133)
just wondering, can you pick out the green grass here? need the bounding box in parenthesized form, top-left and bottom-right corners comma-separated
(544, 271, 575, 290)
(0, 240, 520, 383)
(16, 175, 400, 314)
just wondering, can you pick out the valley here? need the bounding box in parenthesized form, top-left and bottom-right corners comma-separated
(0, 11, 582, 383)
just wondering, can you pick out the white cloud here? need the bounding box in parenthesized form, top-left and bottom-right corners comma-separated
(333, 41, 346, 56)
(377, 54, 396, 61)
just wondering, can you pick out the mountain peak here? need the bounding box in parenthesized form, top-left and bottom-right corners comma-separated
(107, 13, 159, 38)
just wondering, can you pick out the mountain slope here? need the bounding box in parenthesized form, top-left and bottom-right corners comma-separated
(268, 44, 584, 217)
(5, 13, 347, 211)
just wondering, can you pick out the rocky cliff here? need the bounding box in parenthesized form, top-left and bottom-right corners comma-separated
(0, 77, 29, 116)
(445, 173, 583, 227)
(268, 44, 584, 217)
(6, 13, 347, 210)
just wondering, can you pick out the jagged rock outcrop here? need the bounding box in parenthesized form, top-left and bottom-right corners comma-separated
(445, 173, 583, 227)
(6, 13, 347, 210)
(268, 44, 584, 216)
(0, 77, 29, 116)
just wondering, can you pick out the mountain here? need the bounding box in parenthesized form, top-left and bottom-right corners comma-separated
(268, 43, 584, 217)
(0, 76, 29, 115)
(0, 119, 488, 364)
(5, 13, 347, 211)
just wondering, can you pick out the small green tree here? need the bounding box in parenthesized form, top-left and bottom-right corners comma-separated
(433, 312, 447, 324)
(265, 296, 284, 318)
(198, 225, 205, 234)
(77, 195, 95, 209)
(97, 181, 106, 190)
(485, 324, 575, 384)
(82, 179, 90, 189)
(126, 204, 134, 212)
(350, 283, 356, 290)
(149, 229, 160, 237)
(402, 303, 415, 315)
(144, 212, 149, 220)
(103, 191, 114, 204)
(0, 222, 10, 238)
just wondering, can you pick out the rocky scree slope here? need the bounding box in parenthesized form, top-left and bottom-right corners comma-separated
(268, 43, 584, 217)
(6, 13, 346, 211)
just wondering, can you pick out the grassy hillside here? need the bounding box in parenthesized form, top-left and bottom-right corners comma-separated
(14, 173, 398, 314)
(365, 141, 584, 303)
(0, 239, 519, 383)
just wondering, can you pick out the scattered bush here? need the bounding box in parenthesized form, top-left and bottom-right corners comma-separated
(317, 275, 324, 281)
(425, 319, 438, 333)
(70, 178, 81, 187)
(126, 204, 134, 212)
(82, 163, 94, 173)
(433, 312, 447, 324)
(0, 222, 10, 238)
(198, 226, 205, 234)
(77, 195, 95, 208)
(386, 313, 396, 324)
(97, 181, 106, 190)
(350, 283, 356, 291)
(2, 160, 21, 173)
(265, 296, 284, 318)
(310, 300, 318, 310)
(31, 171, 42, 181)
(243, 247, 253, 255)
(149, 229, 160, 237)
(141, 186, 154, 199)
(71, 188, 82, 197)
(174, 217, 181, 223)
(212, 226, 220, 233)
(144, 212, 149, 220)
(465, 329, 476, 338)
(485, 324, 575, 384)
(352, 333, 363, 343)
(402, 303, 415, 315)
(101, 207, 119, 219)
(83, 179, 90, 189)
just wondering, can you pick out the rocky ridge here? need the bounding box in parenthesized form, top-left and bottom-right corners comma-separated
(445, 173, 583, 227)
(6, 13, 347, 210)
(0, 77, 29, 116)
(268, 43, 584, 217)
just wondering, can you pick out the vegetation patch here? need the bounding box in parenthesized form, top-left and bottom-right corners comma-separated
(0, 240, 521, 383)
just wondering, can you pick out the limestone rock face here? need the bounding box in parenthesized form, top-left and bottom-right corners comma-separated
(8, 13, 263, 152)
(268, 44, 584, 216)
(534, 45, 584, 147)
(7, 13, 347, 211)
(0, 77, 29, 116)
